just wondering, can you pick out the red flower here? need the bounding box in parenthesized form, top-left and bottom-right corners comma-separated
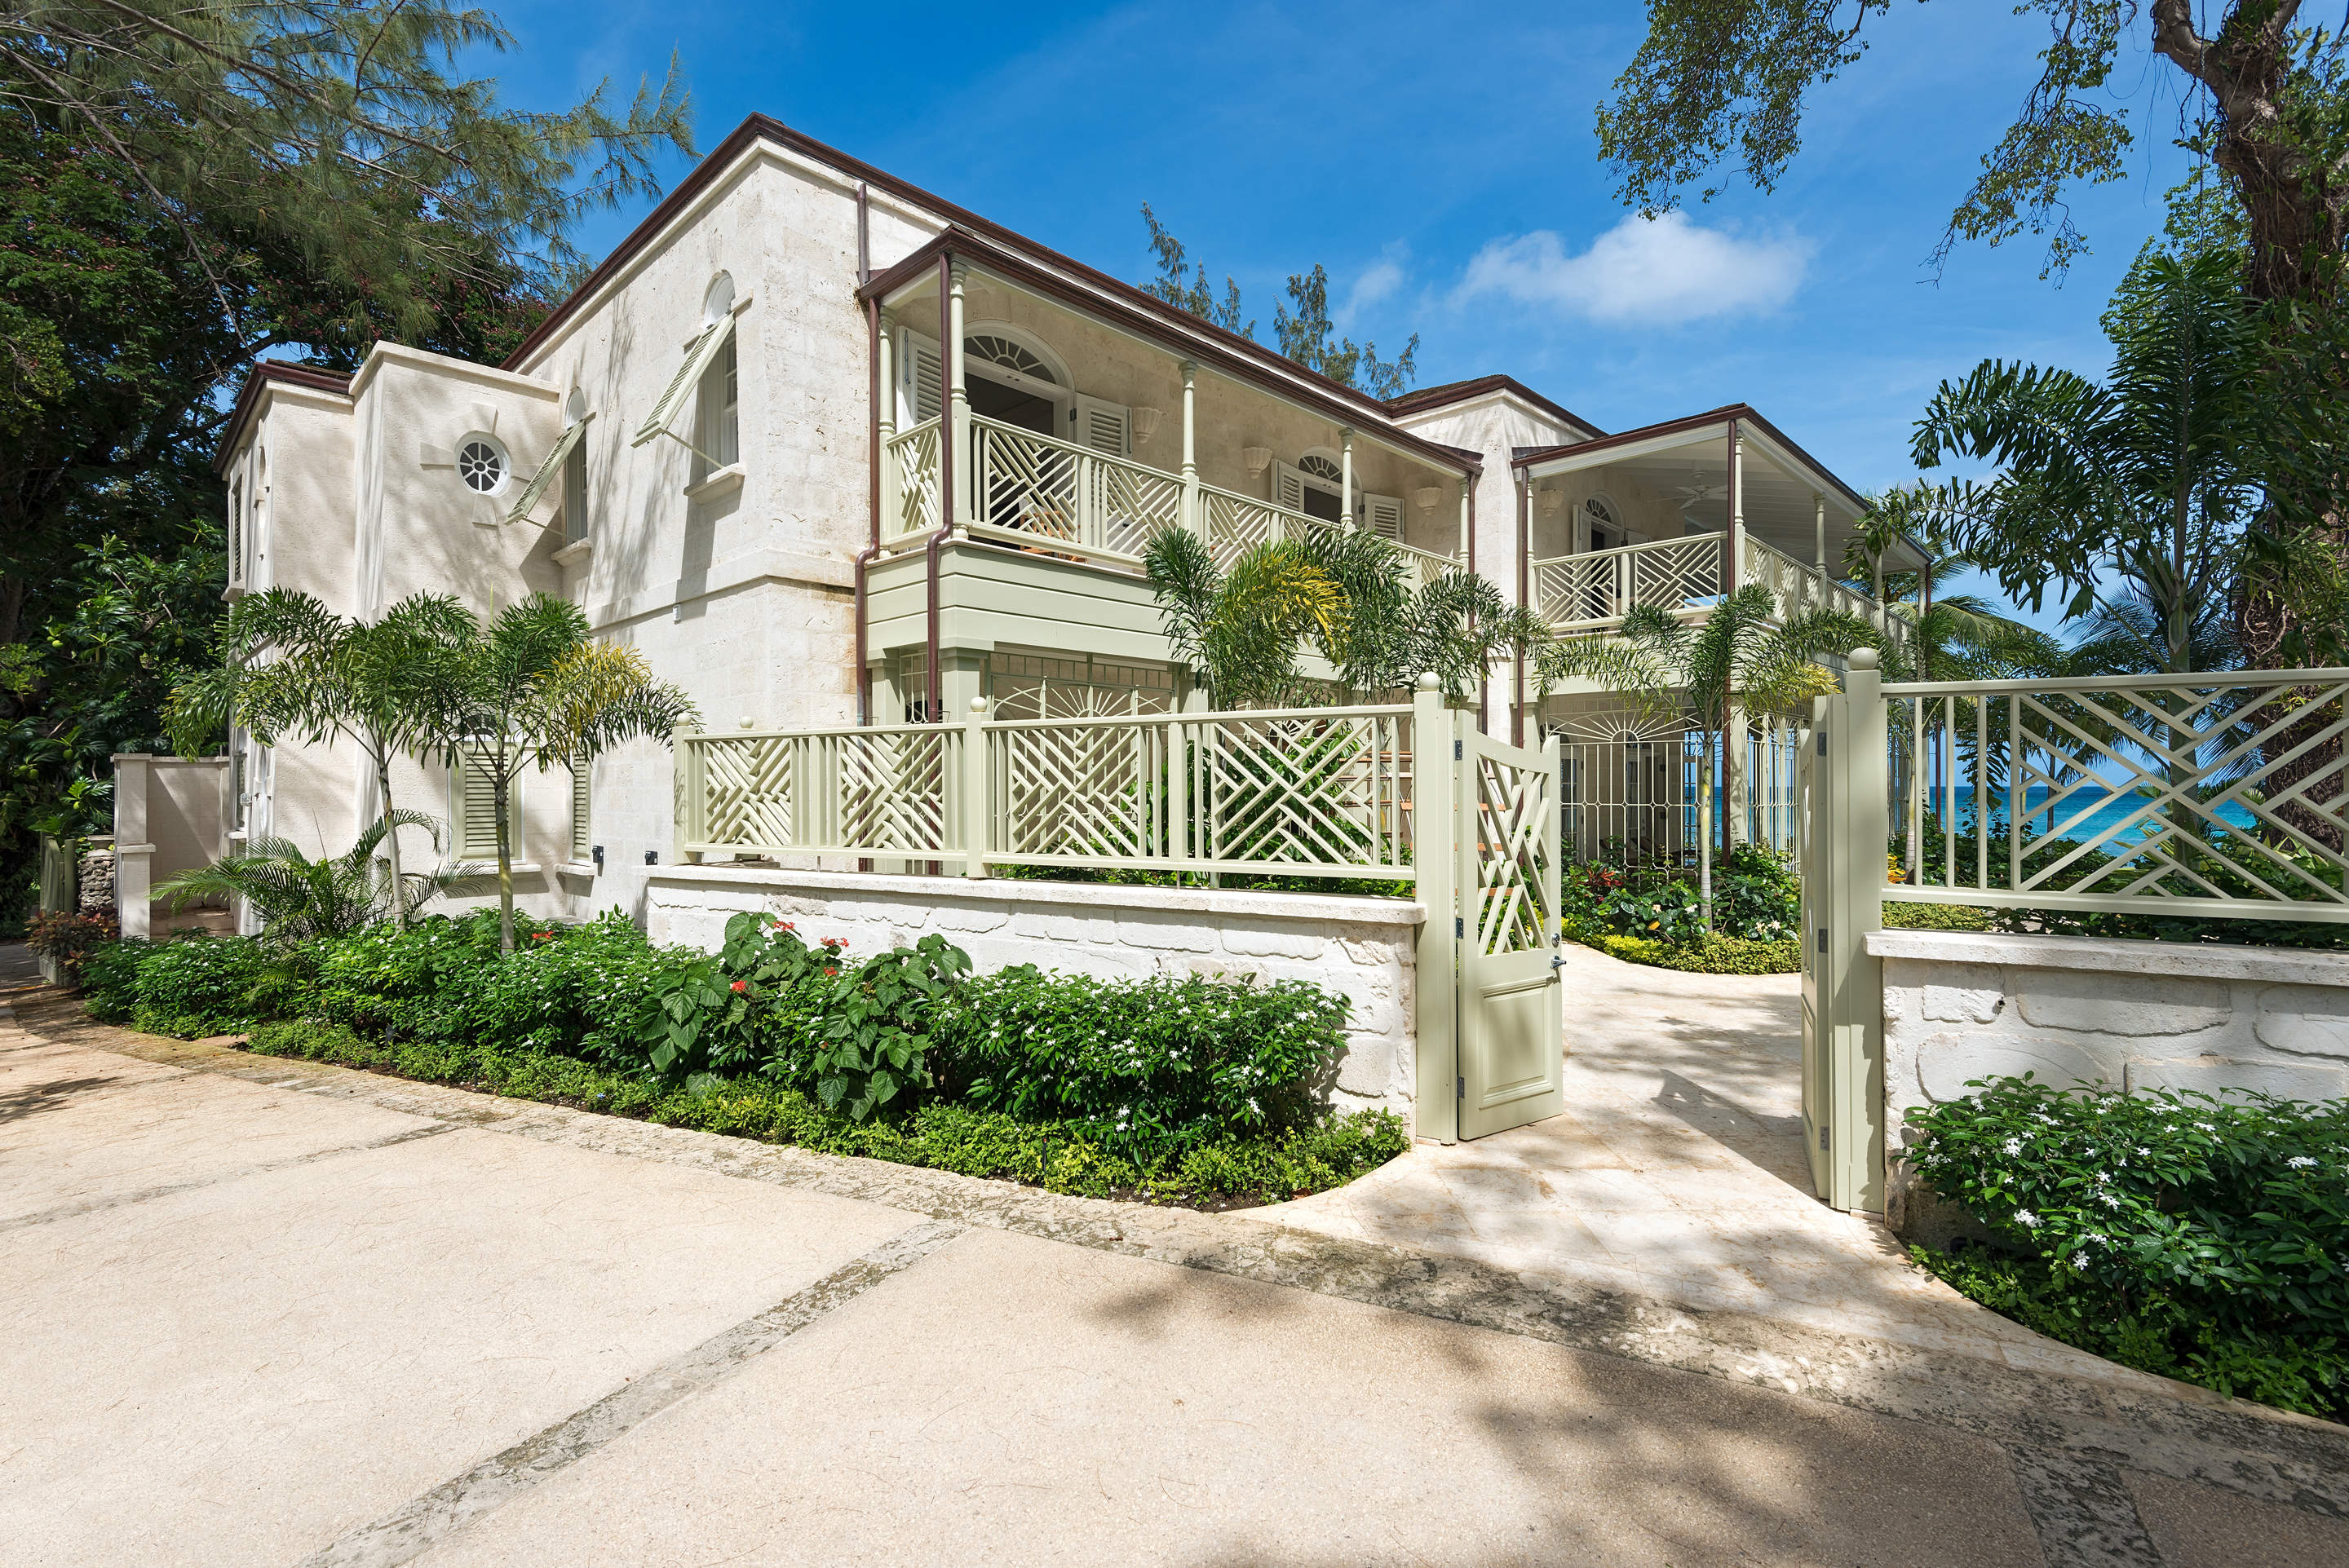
(774, 921, 795, 930)
(823, 967, 838, 977)
(533, 931, 554, 942)
(730, 978, 747, 993)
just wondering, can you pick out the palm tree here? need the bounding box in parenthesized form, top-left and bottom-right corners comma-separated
(424, 594, 697, 951)
(153, 811, 475, 942)
(168, 590, 469, 927)
(1144, 528, 1343, 709)
(1908, 250, 2259, 678)
(1537, 585, 1878, 928)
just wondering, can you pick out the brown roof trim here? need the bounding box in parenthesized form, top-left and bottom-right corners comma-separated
(214, 361, 352, 473)
(1386, 374, 1604, 439)
(499, 115, 1470, 470)
(858, 228, 1475, 475)
(1511, 402, 1867, 515)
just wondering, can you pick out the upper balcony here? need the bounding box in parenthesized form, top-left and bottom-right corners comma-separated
(857, 230, 1478, 628)
(1514, 404, 1926, 650)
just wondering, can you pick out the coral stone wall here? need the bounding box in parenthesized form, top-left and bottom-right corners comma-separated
(1869, 928, 2349, 1225)
(647, 867, 1425, 1124)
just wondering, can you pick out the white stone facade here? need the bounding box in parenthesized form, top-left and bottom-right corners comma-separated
(1869, 929, 2349, 1219)
(647, 867, 1425, 1124)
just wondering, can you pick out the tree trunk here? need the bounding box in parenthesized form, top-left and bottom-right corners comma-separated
(493, 760, 515, 953)
(377, 752, 405, 929)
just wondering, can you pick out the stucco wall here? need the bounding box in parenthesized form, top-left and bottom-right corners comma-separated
(646, 866, 1426, 1124)
(1869, 929, 2349, 1226)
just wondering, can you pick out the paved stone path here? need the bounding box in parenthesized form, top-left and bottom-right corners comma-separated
(1261, 943, 2082, 1367)
(4, 980, 2347, 1566)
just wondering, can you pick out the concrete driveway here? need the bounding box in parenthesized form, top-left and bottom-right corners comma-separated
(4, 978, 2347, 1567)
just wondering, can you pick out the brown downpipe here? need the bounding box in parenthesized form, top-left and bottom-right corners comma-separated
(1723, 415, 1740, 598)
(925, 252, 953, 725)
(1513, 472, 1529, 747)
(1469, 478, 1486, 735)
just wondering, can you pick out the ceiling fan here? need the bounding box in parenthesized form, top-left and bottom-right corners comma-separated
(1668, 464, 1728, 510)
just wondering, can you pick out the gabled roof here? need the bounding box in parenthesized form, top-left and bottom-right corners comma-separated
(214, 361, 352, 473)
(498, 114, 1473, 471)
(1513, 403, 1865, 511)
(1386, 375, 1604, 441)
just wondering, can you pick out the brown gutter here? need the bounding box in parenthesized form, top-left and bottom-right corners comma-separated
(1513, 402, 1867, 517)
(925, 253, 953, 726)
(859, 227, 1480, 480)
(856, 296, 882, 725)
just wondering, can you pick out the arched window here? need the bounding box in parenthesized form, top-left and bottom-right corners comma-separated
(965, 333, 1059, 384)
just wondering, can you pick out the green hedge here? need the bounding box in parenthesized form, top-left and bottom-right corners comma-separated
(74, 908, 1395, 1199)
(1880, 901, 1993, 932)
(1904, 1076, 2349, 1422)
(1575, 930, 1802, 975)
(242, 1019, 1407, 1205)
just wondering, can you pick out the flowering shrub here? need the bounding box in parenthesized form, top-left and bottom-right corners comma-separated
(929, 967, 1350, 1157)
(1711, 845, 1800, 943)
(122, 931, 270, 1037)
(1904, 1076, 2349, 1416)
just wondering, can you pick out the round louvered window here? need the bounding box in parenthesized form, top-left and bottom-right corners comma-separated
(458, 438, 506, 494)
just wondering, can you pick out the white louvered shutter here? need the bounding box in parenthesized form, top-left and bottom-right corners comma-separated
(1068, 395, 1132, 457)
(1272, 460, 1307, 515)
(453, 752, 520, 860)
(898, 329, 943, 426)
(569, 762, 591, 863)
(1364, 493, 1405, 541)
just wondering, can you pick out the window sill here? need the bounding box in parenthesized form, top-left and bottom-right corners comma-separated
(552, 538, 594, 566)
(683, 465, 745, 504)
(558, 860, 598, 877)
(455, 861, 544, 875)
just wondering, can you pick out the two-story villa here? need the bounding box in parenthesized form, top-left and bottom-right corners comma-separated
(213, 114, 1918, 922)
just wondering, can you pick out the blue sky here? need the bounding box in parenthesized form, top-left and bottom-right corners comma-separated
(484, 0, 2207, 625)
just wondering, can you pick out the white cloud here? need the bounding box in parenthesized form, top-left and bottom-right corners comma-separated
(1453, 213, 1814, 326)
(1336, 251, 1407, 329)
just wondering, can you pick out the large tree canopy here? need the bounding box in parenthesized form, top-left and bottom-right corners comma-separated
(1598, 0, 2349, 301)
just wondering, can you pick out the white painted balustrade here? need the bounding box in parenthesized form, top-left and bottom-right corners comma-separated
(882, 413, 1463, 589)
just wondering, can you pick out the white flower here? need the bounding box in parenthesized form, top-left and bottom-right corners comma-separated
(2288, 1155, 2319, 1169)
(2072, 1253, 2090, 1270)
(2002, 1137, 2024, 1156)
(2099, 1194, 2121, 1208)
(2014, 1209, 2041, 1229)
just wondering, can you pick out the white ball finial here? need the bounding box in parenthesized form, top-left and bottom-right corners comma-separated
(1416, 672, 1441, 692)
(1847, 647, 1878, 671)
(738, 716, 754, 728)
(969, 696, 989, 713)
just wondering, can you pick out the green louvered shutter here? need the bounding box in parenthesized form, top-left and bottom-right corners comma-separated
(569, 762, 591, 863)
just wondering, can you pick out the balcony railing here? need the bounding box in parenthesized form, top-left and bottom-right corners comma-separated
(1531, 532, 1908, 647)
(883, 413, 1460, 592)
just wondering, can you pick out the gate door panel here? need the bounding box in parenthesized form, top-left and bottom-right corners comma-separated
(1798, 697, 1834, 1200)
(1455, 726, 1565, 1140)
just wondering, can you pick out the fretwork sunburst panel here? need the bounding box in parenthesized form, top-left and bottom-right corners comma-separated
(1471, 751, 1555, 955)
(1892, 674, 2349, 917)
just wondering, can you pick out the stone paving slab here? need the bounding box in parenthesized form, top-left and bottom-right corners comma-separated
(0, 1036, 919, 1568)
(403, 1224, 2046, 1568)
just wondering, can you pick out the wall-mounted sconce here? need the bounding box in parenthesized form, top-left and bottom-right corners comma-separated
(1538, 488, 1564, 517)
(1241, 446, 1272, 476)
(1413, 486, 1443, 513)
(1131, 407, 1163, 444)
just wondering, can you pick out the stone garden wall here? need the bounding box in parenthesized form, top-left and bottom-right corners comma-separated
(646, 866, 1425, 1124)
(1867, 927, 2349, 1230)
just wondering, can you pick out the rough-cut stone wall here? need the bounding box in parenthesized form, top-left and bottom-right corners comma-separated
(1868, 929, 2349, 1230)
(76, 846, 115, 914)
(647, 867, 1425, 1124)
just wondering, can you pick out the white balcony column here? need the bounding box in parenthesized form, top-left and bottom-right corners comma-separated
(1456, 479, 1471, 563)
(877, 311, 898, 531)
(1726, 421, 1745, 595)
(947, 263, 970, 519)
(1339, 427, 1355, 528)
(1179, 360, 1199, 537)
(1812, 491, 1826, 576)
